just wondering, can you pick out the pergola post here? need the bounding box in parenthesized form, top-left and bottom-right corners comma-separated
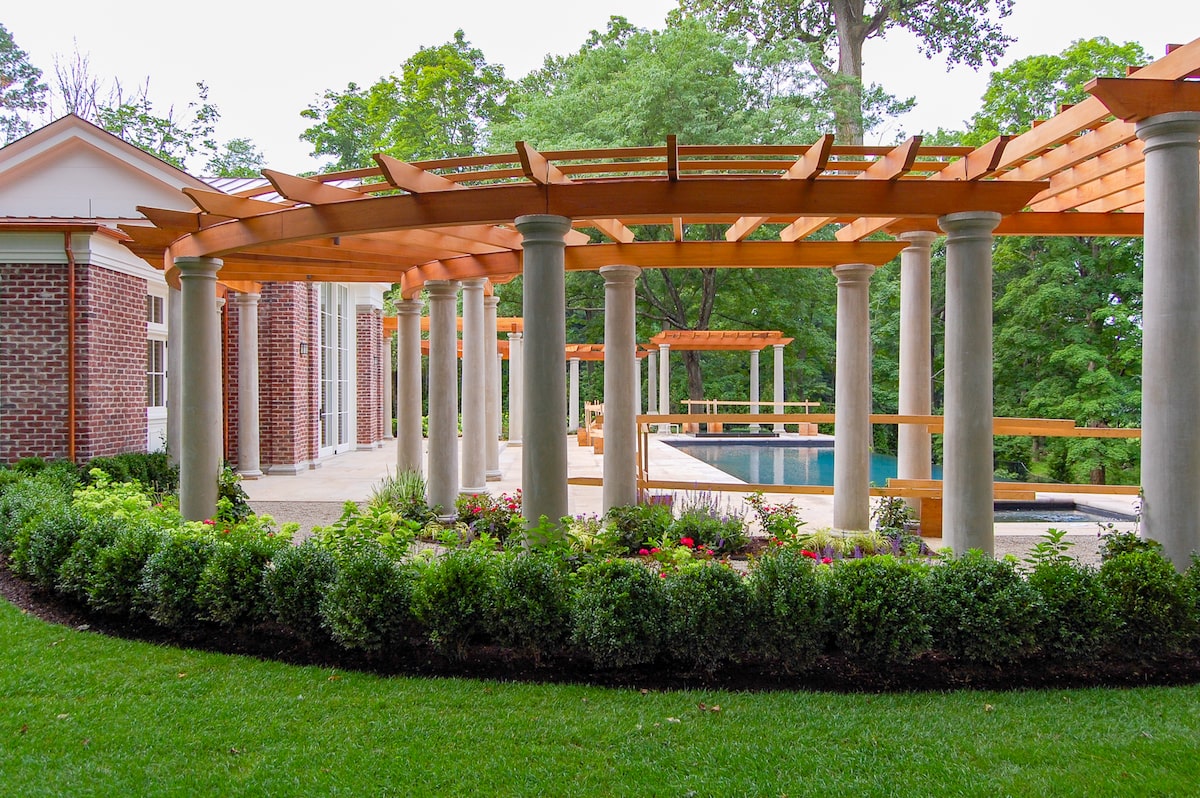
(426, 280, 460, 519)
(635, 352, 643, 415)
(647, 350, 658, 424)
(658, 343, 670, 432)
(175, 256, 223, 521)
(897, 230, 937, 510)
(568, 357, 581, 434)
(382, 330, 394, 441)
(1136, 112, 1200, 568)
(507, 332, 523, 446)
(517, 214, 572, 528)
(395, 298, 423, 475)
(773, 343, 785, 433)
(600, 265, 640, 510)
(832, 263, 874, 531)
(940, 211, 1002, 556)
(460, 278, 487, 495)
(749, 348, 761, 432)
(485, 294, 501, 480)
(233, 291, 262, 479)
(166, 285, 182, 466)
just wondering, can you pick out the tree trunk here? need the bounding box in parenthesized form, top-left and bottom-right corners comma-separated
(684, 350, 705, 402)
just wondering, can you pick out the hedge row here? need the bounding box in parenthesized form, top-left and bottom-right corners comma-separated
(3, 469, 1200, 682)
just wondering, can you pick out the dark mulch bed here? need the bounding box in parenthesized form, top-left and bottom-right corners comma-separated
(4, 562, 1199, 693)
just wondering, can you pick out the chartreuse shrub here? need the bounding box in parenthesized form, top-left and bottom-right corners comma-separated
(825, 555, 931, 666)
(571, 558, 666, 668)
(746, 548, 827, 669)
(264, 541, 338, 643)
(488, 552, 572, 661)
(925, 550, 1040, 664)
(662, 562, 750, 672)
(318, 545, 416, 653)
(411, 548, 497, 659)
(1098, 549, 1197, 658)
(0, 468, 75, 558)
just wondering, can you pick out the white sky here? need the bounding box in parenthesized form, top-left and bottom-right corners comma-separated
(5, 0, 1198, 174)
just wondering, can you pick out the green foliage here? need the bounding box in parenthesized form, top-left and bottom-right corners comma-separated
(369, 470, 437, 524)
(139, 534, 216, 629)
(925, 551, 1040, 664)
(871, 497, 914, 533)
(81, 452, 177, 495)
(20, 506, 88, 589)
(311, 500, 418, 561)
(264, 541, 338, 643)
(411, 549, 497, 659)
(56, 516, 123, 603)
(746, 491, 806, 542)
(826, 556, 931, 665)
(456, 491, 523, 544)
(205, 137, 265, 177)
(1098, 550, 1197, 658)
(217, 463, 253, 524)
(669, 493, 749, 554)
(0, 470, 75, 560)
(747, 548, 827, 668)
(571, 559, 666, 668)
(604, 502, 674, 553)
(195, 522, 290, 627)
(318, 546, 415, 653)
(662, 562, 750, 672)
(1100, 530, 1163, 562)
(85, 524, 161, 616)
(1028, 560, 1115, 661)
(0, 22, 48, 144)
(488, 553, 572, 661)
(96, 80, 220, 170)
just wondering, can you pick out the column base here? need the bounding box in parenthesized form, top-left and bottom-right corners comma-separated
(238, 469, 263, 480)
(486, 470, 502, 481)
(507, 439, 522, 447)
(460, 485, 488, 496)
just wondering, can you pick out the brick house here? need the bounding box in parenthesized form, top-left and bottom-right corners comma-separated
(0, 115, 388, 471)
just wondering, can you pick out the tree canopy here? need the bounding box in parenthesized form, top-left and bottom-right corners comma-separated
(0, 22, 48, 144)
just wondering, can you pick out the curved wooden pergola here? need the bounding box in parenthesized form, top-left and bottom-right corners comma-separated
(124, 38, 1200, 565)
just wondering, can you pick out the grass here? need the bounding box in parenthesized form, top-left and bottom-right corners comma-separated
(3, 598, 1200, 796)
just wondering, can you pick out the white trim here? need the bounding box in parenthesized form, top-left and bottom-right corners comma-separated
(0, 230, 165, 284)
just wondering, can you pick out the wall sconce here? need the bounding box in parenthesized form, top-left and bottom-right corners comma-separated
(299, 343, 309, 355)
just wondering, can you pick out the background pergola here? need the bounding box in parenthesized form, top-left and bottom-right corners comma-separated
(122, 38, 1200, 563)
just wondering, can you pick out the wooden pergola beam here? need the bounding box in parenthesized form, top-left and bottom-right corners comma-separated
(181, 188, 288, 218)
(373, 154, 464, 193)
(263, 169, 361, 204)
(726, 135, 835, 242)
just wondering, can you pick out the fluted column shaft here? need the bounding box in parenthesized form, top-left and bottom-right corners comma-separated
(518, 215, 571, 527)
(233, 292, 262, 478)
(426, 281, 460, 519)
(832, 264, 874, 531)
(395, 298, 424, 474)
(601, 265, 640, 510)
(176, 257, 223, 521)
(940, 211, 1002, 555)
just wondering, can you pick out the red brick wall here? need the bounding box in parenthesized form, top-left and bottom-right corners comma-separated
(223, 294, 239, 466)
(0, 262, 72, 462)
(356, 305, 383, 447)
(259, 282, 320, 471)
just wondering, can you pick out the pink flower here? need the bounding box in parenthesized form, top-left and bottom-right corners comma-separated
(821, 557, 833, 564)
(638, 548, 650, 556)
(202, 519, 215, 526)
(680, 537, 695, 549)
(650, 547, 661, 554)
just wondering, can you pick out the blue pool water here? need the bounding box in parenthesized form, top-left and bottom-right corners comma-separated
(667, 439, 942, 487)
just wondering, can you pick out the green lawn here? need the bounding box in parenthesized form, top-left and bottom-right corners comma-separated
(3, 598, 1199, 797)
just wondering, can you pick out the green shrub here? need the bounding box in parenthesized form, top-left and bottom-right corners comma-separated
(488, 553, 572, 661)
(22, 507, 89, 590)
(319, 546, 415, 653)
(139, 535, 216, 629)
(1028, 560, 1116, 661)
(81, 452, 178, 495)
(747, 549, 827, 669)
(412, 549, 497, 659)
(1098, 549, 1196, 658)
(1100, 530, 1164, 561)
(455, 492, 523, 544)
(0, 466, 23, 496)
(369, 470, 437, 524)
(265, 542, 338, 642)
(195, 532, 288, 627)
(86, 525, 162, 616)
(604, 503, 673, 553)
(312, 501, 417, 561)
(217, 462, 253, 524)
(669, 493, 749, 554)
(0, 471, 74, 557)
(925, 551, 1040, 664)
(826, 556, 931, 666)
(571, 559, 665, 668)
(57, 516, 123, 603)
(662, 562, 749, 672)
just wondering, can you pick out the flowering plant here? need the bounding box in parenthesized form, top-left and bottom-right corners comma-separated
(455, 490, 524, 543)
(746, 491, 806, 548)
(638, 533, 719, 576)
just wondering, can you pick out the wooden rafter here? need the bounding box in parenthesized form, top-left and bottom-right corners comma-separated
(726, 134, 834, 242)
(373, 154, 464, 193)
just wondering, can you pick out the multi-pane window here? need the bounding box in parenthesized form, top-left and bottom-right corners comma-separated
(146, 291, 168, 409)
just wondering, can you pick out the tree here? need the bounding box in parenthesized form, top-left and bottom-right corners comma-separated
(300, 30, 512, 170)
(0, 23, 48, 144)
(676, 0, 1015, 143)
(206, 137, 266, 177)
(95, 80, 220, 171)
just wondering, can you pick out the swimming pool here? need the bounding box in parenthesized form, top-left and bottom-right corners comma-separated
(666, 439, 942, 487)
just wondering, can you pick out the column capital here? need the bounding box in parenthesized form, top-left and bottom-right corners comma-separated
(832, 262, 875, 284)
(773, 343, 785, 351)
(938, 211, 1002, 239)
(231, 290, 261, 305)
(508, 331, 523, 341)
(483, 294, 500, 308)
(515, 214, 573, 242)
(395, 296, 423, 315)
(897, 230, 938, 248)
(424, 279, 460, 299)
(1135, 112, 1200, 152)
(599, 264, 641, 283)
(461, 277, 487, 290)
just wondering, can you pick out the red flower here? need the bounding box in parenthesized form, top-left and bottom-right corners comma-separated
(821, 557, 833, 564)
(202, 519, 215, 526)
(650, 547, 661, 554)
(801, 549, 817, 559)
(680, 537, 695, 549)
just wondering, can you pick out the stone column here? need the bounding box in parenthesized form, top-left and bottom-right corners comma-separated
(382, 332, 394, 440)
(939, 211, 1002, 556)
(232, 291, 262, 479)
(635, 353, 643, 415)
(1137, 113, 1200, 568)
(832, 264, 874, 531)
(507, 332, 523, 446)
(395, 298, 423, 474)
(460, 278, 487, 495)
(484, 294, 501, 480)
(426, 281, 460, 519)
(647, 349, 658, 422)
(568, 357, 581, 433)
(601, 265, 640, 510)
(772, 343, 785, 433)
(897, 231, 937, 510)
(175, 257, 222, 521)
(166, 285, 182, 466)
(749, 349, 761, 432)
(517, 214, 572, 528)
(658, 343, 671, 431)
